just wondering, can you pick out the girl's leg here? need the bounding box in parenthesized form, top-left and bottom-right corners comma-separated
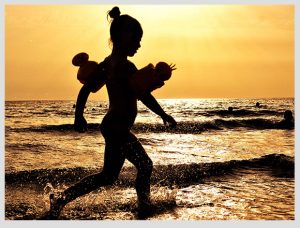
(63, 143, 125, 202)
(48, 142, 125, 218)
(123, 133, 153, 206)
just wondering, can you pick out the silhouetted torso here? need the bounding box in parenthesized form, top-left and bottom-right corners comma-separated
(103, 56, 138, 128)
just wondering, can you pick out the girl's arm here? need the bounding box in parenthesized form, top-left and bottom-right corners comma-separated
(140, 93, 177, 127)
(74, 62, 107, 132)
(74, 84, 91, 132)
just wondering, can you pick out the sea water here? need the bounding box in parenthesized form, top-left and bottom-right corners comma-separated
(5, 98, 294, 220)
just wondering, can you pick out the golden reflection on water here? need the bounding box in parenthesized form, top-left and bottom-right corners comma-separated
(6, 128, 294, 171)
(5, 99, 294, 219)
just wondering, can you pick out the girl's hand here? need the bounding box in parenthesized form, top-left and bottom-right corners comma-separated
(74, 115, 88, 133)
(161, 114, 177, 128)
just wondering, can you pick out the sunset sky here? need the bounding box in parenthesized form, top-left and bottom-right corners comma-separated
(5, 4, 294, 100)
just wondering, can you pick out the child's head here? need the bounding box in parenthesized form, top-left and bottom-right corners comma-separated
(108, 7, 143, 56)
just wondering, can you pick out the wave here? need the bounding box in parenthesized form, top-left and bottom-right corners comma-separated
(6, 118, 294, 134)
(206, 109, 280, 117)
(5, 154, 294, 187)
(5, 143, 52, 152)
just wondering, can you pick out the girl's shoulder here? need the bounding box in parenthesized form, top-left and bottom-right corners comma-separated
(124, 59, 138, 71)
(118, 59, 138, 75)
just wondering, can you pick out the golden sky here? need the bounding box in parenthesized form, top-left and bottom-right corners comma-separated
(5, 4, 294, 100)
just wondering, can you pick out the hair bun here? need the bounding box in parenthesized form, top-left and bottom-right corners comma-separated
(109, 7, 121, 19)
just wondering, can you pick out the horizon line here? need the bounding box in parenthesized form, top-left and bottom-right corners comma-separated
(4, 97, 295, 102)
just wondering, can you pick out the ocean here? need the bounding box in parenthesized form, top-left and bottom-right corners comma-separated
(5, 98, 294, 220)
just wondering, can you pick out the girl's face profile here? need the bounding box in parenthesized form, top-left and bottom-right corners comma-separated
(119, 31, 142, 57)
(128, 34, 141, 56)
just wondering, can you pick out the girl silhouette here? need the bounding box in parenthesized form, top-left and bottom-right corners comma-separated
(44, 6, 176, 219)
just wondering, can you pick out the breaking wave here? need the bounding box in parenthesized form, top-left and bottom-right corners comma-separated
(6, 154, 294, 187)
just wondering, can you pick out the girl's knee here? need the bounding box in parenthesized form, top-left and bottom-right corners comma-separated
(104, 176, 118, 185)
(142, 158, 153, 173)
(147, 158, 153, 170)
(97, 170, 119, 185)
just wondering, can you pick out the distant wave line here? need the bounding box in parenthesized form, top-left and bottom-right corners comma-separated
(6, 118, 294, 134)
